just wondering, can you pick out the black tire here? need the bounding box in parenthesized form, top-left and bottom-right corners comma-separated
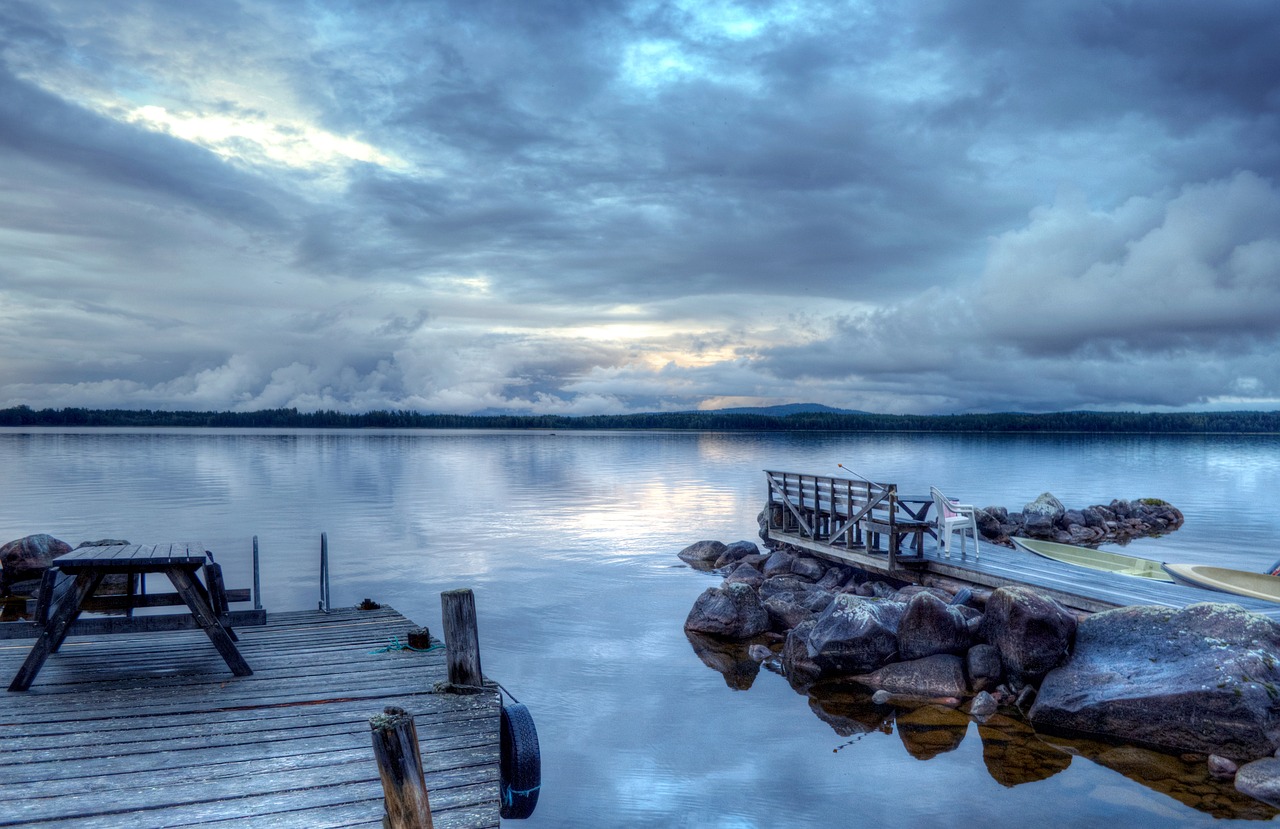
(500, 703, 541, 819)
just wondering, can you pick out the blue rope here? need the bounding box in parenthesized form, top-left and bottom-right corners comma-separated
(503, 783, 541, 805)
(369, 636, 442, 655)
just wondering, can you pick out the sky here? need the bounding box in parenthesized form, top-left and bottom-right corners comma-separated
(2, 0, 1279, 416)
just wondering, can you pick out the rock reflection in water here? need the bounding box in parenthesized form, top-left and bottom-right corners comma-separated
(684, 631, 762, 690)
(1042, 733, 1280, 821)
(806, 681, 892, 737)
(977, 713, 1072, 786)
(685, 629, 1280, 819)
(895, 704, 970, 760)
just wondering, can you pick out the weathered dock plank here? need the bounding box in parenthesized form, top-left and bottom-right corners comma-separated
(0, 606, 502, 829)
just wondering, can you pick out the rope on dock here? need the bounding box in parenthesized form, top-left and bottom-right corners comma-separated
(368, 636, 442, 655)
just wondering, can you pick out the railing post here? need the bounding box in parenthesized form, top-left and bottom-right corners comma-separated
(370, 706, 434, 829)
(440, 588, 483, 688)
(252, 535, 261, 611)
(319, 532, 331, 613)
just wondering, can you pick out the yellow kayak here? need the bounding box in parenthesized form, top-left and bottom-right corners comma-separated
(1011, 537, 1175, 582)
(1161, 564, 1280, 604)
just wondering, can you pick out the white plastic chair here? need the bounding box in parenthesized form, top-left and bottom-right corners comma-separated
(931, 486, 980, 560)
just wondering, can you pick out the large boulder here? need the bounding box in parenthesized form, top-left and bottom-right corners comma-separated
(980, 587, 1076, 683)
(1024, 492, 1066, 519)
(0, 534, 71, 595)
(897, 591, 971, 660)
(1029, 603, 1280, 760)
(684, 582, 769, 639)
(802, 595, 905, 676)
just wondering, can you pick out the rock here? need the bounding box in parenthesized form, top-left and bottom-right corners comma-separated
(677, 540, 727, 567)
(0, 534, 71, 595)
(975, 508, 1004, 542)
(852, 653, 968, 698)
(713, 540, 760, 569)
(1024, 492, 1065, 519)
(790, 556, 826, 582)
(780, 620, 821, 689)
(871, 689, 893, 705)
(761, 549, 796, 578)
(980, 587, 1076, 683)
(1030, 603, 1280, 760)
(75, 538, 130, 548)
(723, 562, 764, 588)
(763, 596, 817, 632)
(966, 643, 1004, 692)
(1209, 754, 1239, 780)
(816, 565, 850, 591)
(684, 582, 770, 639)
(1236, 758, 1280, 808)
(748, 643, 773, 662)
(969, 690, 998, 722)
(897, 591, 971, 661)
(803, 595, 905, 676)
(760, 575, 825, 603)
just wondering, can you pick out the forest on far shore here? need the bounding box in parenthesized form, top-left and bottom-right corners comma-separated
(2, 405, 1278, 433)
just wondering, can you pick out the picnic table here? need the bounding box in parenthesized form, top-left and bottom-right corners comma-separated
(7, 543, 252, 691)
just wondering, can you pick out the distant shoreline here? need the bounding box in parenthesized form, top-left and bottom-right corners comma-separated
(2, 405, 1278, 434)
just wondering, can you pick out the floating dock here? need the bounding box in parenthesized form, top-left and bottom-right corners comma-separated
(0, 605, 502, 828)
(766, 470, 1280, 620)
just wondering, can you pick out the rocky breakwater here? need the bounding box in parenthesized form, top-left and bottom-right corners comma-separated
(680, 539, 1280, 809)
(976, 492, 1184, 547)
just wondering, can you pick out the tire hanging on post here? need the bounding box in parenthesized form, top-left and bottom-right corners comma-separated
(499, 703, 541, 819)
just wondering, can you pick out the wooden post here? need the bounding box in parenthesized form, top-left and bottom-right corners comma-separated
(370, 706, 434, 829)
(440, 588, 483, 688)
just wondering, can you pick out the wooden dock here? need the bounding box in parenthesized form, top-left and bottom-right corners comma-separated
(767, 471, 1280, 620)
(0, 606, 501, 828)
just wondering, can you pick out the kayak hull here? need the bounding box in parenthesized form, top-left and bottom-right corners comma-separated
(1011, 536, 1175, 582)
(1161, 563, 1280, 604)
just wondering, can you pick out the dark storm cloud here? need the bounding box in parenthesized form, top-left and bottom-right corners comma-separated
(0, 67, 286, 229)
(2, 0, 1279, 414)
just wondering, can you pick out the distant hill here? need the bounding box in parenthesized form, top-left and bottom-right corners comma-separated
(709, 403, 871, 416)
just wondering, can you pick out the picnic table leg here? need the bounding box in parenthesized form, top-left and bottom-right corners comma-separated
(165, 566, 253, 677)
(8, 572, 101, 692)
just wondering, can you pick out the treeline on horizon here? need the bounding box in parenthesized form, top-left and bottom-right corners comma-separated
(1, 404, 1278, 433)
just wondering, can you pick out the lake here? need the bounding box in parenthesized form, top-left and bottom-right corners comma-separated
(3, 427, 1279, 827)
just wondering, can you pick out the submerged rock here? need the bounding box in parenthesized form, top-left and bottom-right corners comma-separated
(677, 540, 727, 568)
(1236, 758, 1280, 808)
(1030, 603, 1280, 760)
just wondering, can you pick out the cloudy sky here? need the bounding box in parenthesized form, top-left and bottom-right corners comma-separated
(2, 1, 1279, 416)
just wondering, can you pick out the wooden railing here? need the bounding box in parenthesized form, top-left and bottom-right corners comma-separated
(764, 470, 930, 568)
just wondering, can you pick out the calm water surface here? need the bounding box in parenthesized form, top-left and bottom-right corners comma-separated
(3, 428, 1279, 827)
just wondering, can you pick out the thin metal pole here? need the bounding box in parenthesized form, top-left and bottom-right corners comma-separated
(319, 532, 331, 613)
(252, 535, 262, 611)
